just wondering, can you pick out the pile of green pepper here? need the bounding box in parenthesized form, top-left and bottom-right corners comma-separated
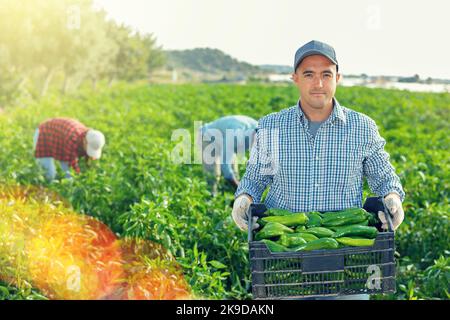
(254, 207, 380, 253)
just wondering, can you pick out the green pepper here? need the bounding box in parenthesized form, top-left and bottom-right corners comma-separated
(329, 221, 369, 231)
(261, 239, 289, 252)
(321, 208, 369, 221)
(321, 211, 364, 221)
(306, 212, 322, 228)
(292, 232, 319, 242)
(332, 225, 378, 239)
(322, 213, 368, 227)
(278, 234, 308, 247)
(366, 212, 381, 226)
(295, 238, 339, 251)
(319, 209, 364, 218)
(261, 213, 309, 227)
(255, 222, 294, 240)
(267, 208, 293, 216)
(335, 237, 376, 247)
(302, 227, 335, 238)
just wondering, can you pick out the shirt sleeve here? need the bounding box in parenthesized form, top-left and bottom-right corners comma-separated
(235, 122, 275, 202)
(221, 163, 235, 181)
(67, 133, 81, 174)
(363, 120, 405, 202)
(71, 158, 81, 174)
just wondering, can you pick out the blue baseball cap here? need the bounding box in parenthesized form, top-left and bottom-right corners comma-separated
(294, 40, 338, 72)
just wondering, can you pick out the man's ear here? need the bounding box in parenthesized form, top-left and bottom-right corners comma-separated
(291, 73, 298, 83)
(336, 72, 341, 83)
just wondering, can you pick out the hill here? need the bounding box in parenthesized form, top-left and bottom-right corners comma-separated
(259, 64, 292, 74)
(164, 48, 264, 82)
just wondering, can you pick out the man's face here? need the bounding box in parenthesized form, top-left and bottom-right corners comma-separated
(292, 55, 340, 110)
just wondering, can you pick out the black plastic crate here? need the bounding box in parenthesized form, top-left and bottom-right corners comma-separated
(248, 199, 396, 300)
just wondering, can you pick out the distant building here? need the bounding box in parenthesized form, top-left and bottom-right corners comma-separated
(172, 70, 178, 82)
(268, 74, 292, 82)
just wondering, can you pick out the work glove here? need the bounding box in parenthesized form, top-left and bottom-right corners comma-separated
(231, 194, 259, 231)
(378, 193, 404, 231)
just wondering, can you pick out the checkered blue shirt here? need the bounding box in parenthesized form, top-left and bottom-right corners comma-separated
(235, 99, 405, 212)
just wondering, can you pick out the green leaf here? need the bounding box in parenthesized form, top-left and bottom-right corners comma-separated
(193, 242, 198, 260)
(209, 260, 227, 269)
(0, 286, 10, 299)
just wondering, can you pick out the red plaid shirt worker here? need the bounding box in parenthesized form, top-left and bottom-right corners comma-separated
(35, 118, 104, 174)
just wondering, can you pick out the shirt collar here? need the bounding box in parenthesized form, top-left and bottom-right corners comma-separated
(296, 98, 346, 125)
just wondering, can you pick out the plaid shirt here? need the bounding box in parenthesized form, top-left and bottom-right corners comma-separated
(35, 118, 88, 173)
(236, 99, 405, 212)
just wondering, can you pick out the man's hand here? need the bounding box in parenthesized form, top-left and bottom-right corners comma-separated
(231, 194, 258, 231)
(85, 157, 96, 168)
(378, 193, 404, 231)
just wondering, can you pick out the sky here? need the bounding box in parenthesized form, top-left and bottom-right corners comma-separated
(94, 0, 450, 79)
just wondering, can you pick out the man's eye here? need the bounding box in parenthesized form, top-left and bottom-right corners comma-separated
(304, 74, 313, 78)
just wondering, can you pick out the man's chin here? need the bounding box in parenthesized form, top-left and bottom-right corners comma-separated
(309, 98, 332, 109)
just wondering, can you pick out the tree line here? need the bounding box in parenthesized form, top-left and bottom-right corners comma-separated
(0, 0, 165, 105)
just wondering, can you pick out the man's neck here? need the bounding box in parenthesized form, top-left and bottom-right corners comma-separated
(299, 100, 334, 122)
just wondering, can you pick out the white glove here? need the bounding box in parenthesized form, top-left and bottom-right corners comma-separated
(231, 194, 259, 231)
(378, 193, 404, 231)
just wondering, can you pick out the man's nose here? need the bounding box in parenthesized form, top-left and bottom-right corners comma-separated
(313, 76, 324, 87)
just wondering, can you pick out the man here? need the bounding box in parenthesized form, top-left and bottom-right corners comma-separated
(197, 115, 258, 195)
(33, 118, 105, 181)
(232, 40, 405, 237)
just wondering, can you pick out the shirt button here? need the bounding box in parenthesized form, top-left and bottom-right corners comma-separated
(315, 183, 319, 188)
(316, 156, 319, 161)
